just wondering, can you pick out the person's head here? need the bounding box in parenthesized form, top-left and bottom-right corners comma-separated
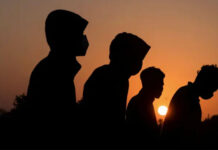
(45, 9, 89, 57)
(109, 32, 150, 77)
(140, 67, 165, 98)
(194, 64, 218, 99)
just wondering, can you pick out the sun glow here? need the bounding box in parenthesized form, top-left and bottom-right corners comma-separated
(158, 106, 168, 116)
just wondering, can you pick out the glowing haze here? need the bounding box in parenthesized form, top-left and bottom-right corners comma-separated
(0, 0, 217, 121)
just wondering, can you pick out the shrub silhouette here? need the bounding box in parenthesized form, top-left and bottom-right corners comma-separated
(198, 115, 218, 145)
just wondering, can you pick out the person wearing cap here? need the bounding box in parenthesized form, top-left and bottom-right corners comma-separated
(80, 32, 150, 145)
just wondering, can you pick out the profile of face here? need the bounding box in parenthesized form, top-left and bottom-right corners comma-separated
(81, 35, 89, 56)
(194, 64, 218, 100)
(109, 32, 150, 77)
(141, 67, 165, 99)
(74, 34, 89, 56)
(128, 60, 143, 76)
(46, 10, 89, 58)
(61, 33, 89, 57)
(122, 54, 145, 77)
(154, 79, 164, 98)
(200, 86, 217, 100)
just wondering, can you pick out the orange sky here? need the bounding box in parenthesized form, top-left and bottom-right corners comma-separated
(0, 0, 217, 121)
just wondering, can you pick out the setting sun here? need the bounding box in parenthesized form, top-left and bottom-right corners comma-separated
(158, 106, 168, 116)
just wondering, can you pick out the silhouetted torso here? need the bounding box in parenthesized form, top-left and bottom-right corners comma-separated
(83, 64, 128, 123)
(80, 64, 129, 144)
(126, 90, 159, 145)
(26, 52, 80, 121)
(0, 10, 89, 146)
(0, 52, 82, 145)
(162, 82, 201, 144)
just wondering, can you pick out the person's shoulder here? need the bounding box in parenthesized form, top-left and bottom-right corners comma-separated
(175, 84, 190, 96)
(93, 64, 110, 74)
(171, 83, 192, 104)
(84, 65, 108, 84)
(126, 98, 135, 115)
(30, 57, 50, 78)
(89, 65, 111, 79)
(127, 95, 139, 110)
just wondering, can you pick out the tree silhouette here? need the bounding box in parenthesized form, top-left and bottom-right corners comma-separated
(13, 93, 27, 108)
(0, 108, 6, 116)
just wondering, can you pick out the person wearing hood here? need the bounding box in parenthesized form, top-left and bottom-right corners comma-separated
(12, 10, 89, 144)
(80, 32, 150, 145)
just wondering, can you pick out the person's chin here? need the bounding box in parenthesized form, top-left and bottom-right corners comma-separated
(131, 72, 138, 76)
(155, 93, 162, 99)
(80, 50, 87, 56)
(201, 94, 213, 100)
(130, 69, 141, 76)
(77, 53, 85, 57)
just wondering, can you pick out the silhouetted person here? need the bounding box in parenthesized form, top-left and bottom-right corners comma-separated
(126, 67, 165, 145)
(10, 10, 89, 144)
(162, 65, 218, 145)
(80, 32, 150, 145)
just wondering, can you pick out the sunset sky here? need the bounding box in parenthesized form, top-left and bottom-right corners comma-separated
(0, 0, 218, 121)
